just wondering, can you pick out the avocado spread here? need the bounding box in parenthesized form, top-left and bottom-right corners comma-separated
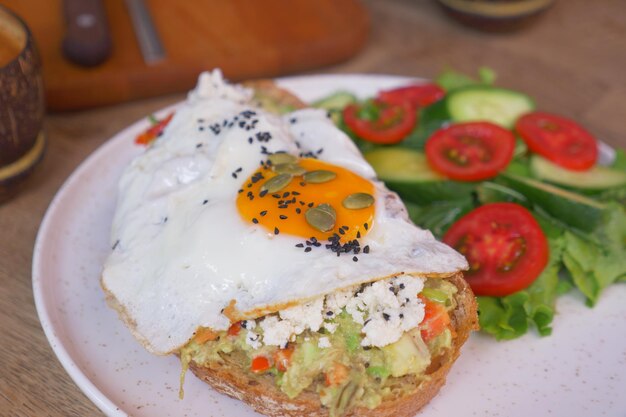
(180, 278, 457, 417)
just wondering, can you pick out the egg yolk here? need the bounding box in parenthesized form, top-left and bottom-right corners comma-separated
(236, 158, 375, 241)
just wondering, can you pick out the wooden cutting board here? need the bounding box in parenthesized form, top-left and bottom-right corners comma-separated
(5, 0, 369, 111)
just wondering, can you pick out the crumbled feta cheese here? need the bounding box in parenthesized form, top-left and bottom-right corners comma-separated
(241, 319, 256, 330)
(325, 289, 352, 314)
(251, 274, 425, 349)
(245, 330, 261, 349)
(279, 297, 324, 334)
(318, 337, 331, 349)
(259, 316, 294, 347)
(323, 322, 338, 334)
(346, 275, 425, 347)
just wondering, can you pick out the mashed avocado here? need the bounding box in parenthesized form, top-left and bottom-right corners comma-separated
(180, 278, 457, 417)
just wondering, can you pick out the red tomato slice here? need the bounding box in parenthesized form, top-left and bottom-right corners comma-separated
(273, 345, 294, 372)
(418, 295, 451, 342)
(425, 122, 515, 181)
(342, 99, 416, 145)
(227, 322, 241, 336)
(515, 111, 598, 171)
(324, 363, 349, 386)
(378, 84, 446, 109)
(443, 203, 549, 297)
(250, 356, 271, 373)
(135, 112, 175, 146)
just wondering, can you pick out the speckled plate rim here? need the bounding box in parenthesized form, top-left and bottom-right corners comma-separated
(32, 73, 621, 417)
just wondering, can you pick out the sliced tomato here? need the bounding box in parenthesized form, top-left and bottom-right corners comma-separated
(443, 203, 549, 297)
(425, 121, 515, 181)
(227, 322, 241, 336)
(342, 99, 416, 145)
(325, 362, 349, 386)
(135, 112, 174, 146)
(273, 345, 294, 372)
(515, 111, 598, 171)
(378, 84, 445, 109)
(251, 356, 271, 373)
(418, 295, 451, 342)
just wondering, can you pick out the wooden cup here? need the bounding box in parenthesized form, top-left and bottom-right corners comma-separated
(0, 5, 46, 203)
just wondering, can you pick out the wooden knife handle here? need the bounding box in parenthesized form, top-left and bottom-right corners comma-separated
(62, 0, 112, 67)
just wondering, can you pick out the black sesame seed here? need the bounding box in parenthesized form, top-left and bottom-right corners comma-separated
(196, 143, 203, 148)
(260, 210, 268, 216)
(112, 240, 120, 250)
(295, 208, 301, 214)
(252, 218, 259, 224)
(326, 311, 334, 316)
(203, 199, 209, 205)
(282, 192, 290, 198)
(236, 167, 243, 172)
(274, 227, 280, 235)
(363, 245, 370, 254)
(382, 313, 390, 321)
(364, 223, 369, 230)
(259, 190, 268, 197)
(308, 202, 314, 208)
(304, 247, 312, 252)
(399, 313, 404, 319)
(248, 137, 253, 144)
(295, 243, 304, 248)
(399, 283, 405, 289)
(232, 173, 237, 179)
(352, 256, 358, 262)
(238, 189, 244, 193)
(279, 215, 288, 220)
(356, 231, 361, 238)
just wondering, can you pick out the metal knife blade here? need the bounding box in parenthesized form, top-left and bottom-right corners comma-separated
(124, 0, 166, 64)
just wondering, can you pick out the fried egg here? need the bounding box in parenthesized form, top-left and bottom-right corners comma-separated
(101, 70, 468, 355)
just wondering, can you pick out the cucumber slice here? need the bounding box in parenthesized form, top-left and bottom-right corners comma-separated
(364, 148, 475, 203)
(312, 91, 357, 111)
(446, 86, 535, 128)
(501, 173, 606, 232)
(364, 147, 444, 182)
(531, 155, 626, 190)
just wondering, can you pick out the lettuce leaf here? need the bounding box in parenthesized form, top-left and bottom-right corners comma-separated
(436, 67, 496, 91)
(561, 203, 626, 306)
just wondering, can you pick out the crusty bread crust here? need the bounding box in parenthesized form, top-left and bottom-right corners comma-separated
(188, 272, 478, 417)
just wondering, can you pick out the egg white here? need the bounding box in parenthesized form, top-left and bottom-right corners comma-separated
(101, 70, 468, 355)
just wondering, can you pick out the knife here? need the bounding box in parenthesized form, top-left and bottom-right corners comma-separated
(62, 0, 112, 67)
(124, 0, 166, 64)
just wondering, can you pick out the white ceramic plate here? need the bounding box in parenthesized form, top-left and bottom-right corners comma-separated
(33, 74, 625, 417)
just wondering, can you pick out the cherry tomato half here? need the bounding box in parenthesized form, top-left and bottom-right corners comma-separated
(443, 203, 549, 297)
(425, 122, 515, 181)
(378, 84, 445, 109)
(515, 111, 598, 171)
(250, 356, 271, 373)
(343, 99, 417, 145)
(135, 112, 174, 146)
(418, 295, 451, 342)
(273, 345, 294, 372)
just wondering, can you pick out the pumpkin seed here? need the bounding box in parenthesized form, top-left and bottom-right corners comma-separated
(342, 193, 375, 209)
(268, 153, 297, 165)
(261, 173, 293, 193)
(305, 204, 336, 232)
(303, 170, 337, 184)
(273, 163, 307, 176)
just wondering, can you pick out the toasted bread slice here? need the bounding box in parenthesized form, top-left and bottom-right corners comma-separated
(188, 272, 478, 417)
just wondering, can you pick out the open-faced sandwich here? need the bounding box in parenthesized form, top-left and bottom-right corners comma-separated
(101, 70, 478, 417)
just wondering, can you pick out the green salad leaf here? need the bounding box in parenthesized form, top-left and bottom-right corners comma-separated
(436, 66, 497, 91)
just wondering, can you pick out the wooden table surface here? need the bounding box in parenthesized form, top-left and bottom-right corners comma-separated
(1, 0, 624, 416)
